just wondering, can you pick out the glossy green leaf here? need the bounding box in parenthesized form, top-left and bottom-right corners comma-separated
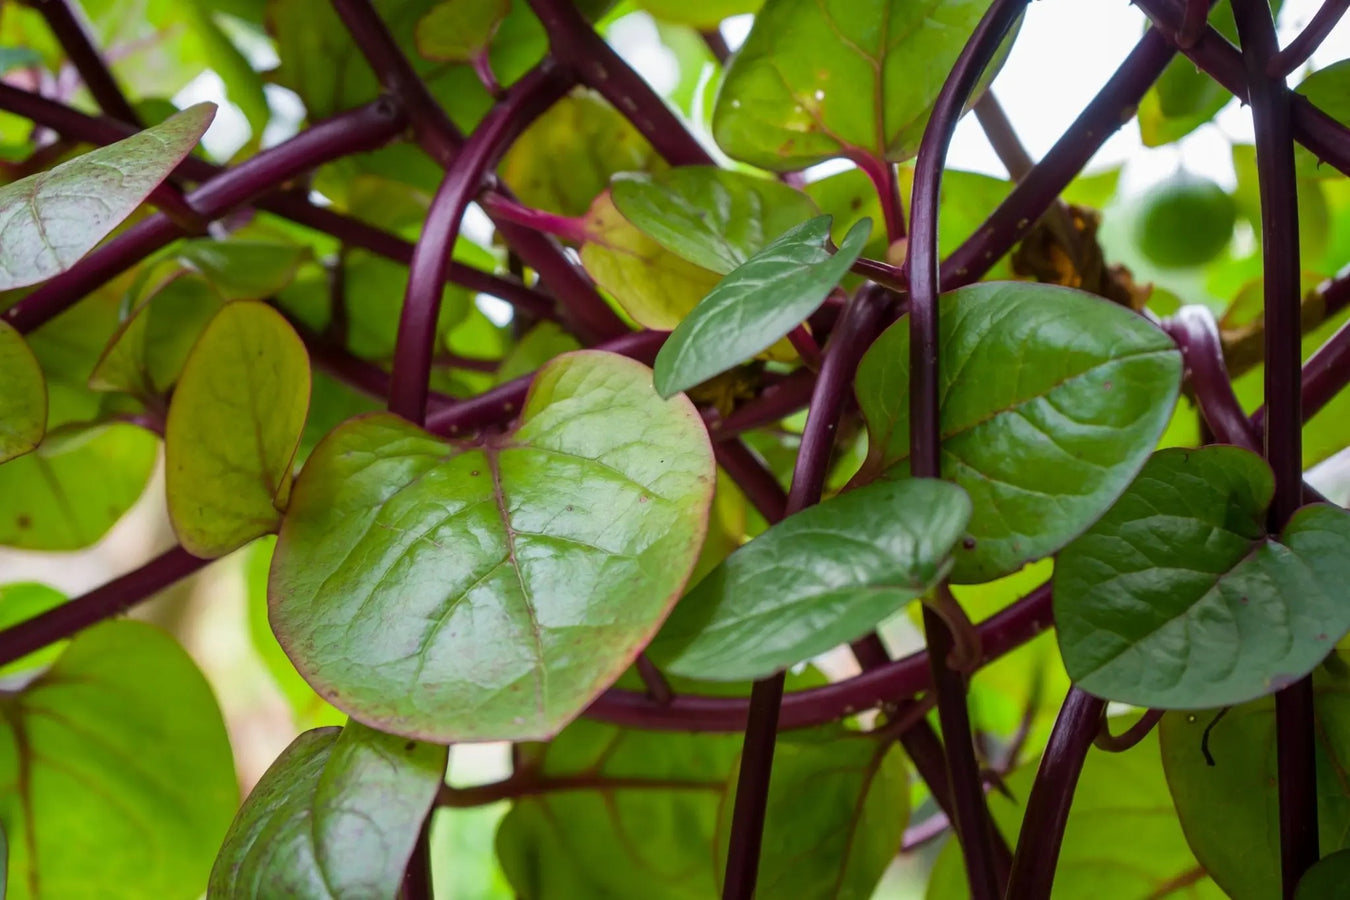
(717, 727, 907, 899)
(496, 716, 741, 898)
(855, 281, 1182, 583)
(610, 167, 820, 275)
(209, 721, 446, 899)
(0, 422, 157, 550)
(1057, 447, 1350, 708)
(500, 90, 665, 218)
(711, 0, 1012, 170)
(653, 215, 869, 398)
(1297, 850, 1350, 900)
(166, 301, 311, 558)
(0, 103, 213, 291)
(89, 271, 227, 399)
(415, 0, 509, 62)
(649, 477, 970, 681)
(0, 621, 238, 900)
(929, 732, 1221, 898)
(0, 583, 65, 678)
(174, 239, 311, 301)
(580, 190, 722, 330)
(1160, 657, 1350, 900)
(0, 321, 44, 463)
(270, 351, 715, 742)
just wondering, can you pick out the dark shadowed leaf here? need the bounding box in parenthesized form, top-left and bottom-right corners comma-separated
(653, 215, 870, 398)
(0, 621, 238, 900)
(165, 301, 311, 558)
(1160, 657, 1350, 900)
(0, 103, 214, 291)
(1296, 849, 1350, 900)
(1057, 447, 1350, 709)
(209, 721, 446, 899)
(270, 351, 715, 742)
(855, 281, 1181, 583)
(649, 477, 969, 681)
(0, 321, 44, 462)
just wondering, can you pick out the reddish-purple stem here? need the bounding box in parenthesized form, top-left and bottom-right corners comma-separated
(1095, 708, 1166, 753)
(1165, 307, 1261, 449)
(479, 192, 589, 244)
(37, 0, 141, 126)
(853, 154, 906, 243)
(1003, 689, 1106, 900)
(1268, 0, 1350, 77)
(1180, 0, 1211, 47)
(908, 3, 1028, 897)
(586, 581, 1054, 732)
(714, 440, 788, 524)
(389, 64, 572, 423)
(722, 286, 891, 900)
(526, 0, 714, 168)
(4, 99, 405, 334)
(1232, 2, 1319, 894)
(0, 546, 210, 668)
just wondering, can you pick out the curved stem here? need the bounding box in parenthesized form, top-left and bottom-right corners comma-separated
(0, 547, 209, 668)
(1164, 307, 1261, 449)
(1094, 708, 1165, 753)
(525, 0, 713, 168)
(722, 285, 890, 900)
(942, 29, 1176, 288)
(1004, 688, 1105, 900)
(1231, 2, 1319, 894)
(853, 154, 906, 244)
(1268, 0, 1350, 78)
(586, 581, 1053, 732)
(3, 99, 405, 334)
(908, 4, 1028, 896)
(714, 440, 787, 524)
(389, 64, 572, 423)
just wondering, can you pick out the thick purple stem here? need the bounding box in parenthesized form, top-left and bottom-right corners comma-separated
(587, 581, 1054, 732)
(1232, 1, 1318, 893)
(1095, 708, 1166, 753)
(4, 99, 404, 334)
(37, 0, 141, 126)
(908, 3, 1029, 896)
(525, 0, 714, 168)
(389, 64, 571, 423)
(942, 30, 1176, 288)
(479, 193, 589, 244)
(714, 440, 788, 524)
(722, 286, 891, 900)
(0, 546, 209, 668)
(1165, 307, 1261, 449)
(1003, 689, 1106, 900)
(1268, 0, 1350, 77)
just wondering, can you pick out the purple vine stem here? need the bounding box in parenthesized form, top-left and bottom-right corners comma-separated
(713, 440, 789, 524)
(0, 82, 559, 318)
(1003, 689, 1106, 899)
(1134, 0, 1350, 177)
(0, 546, 209, 668)
(3, 99, 405, 334)
(1094, 708, 1166, 753)
(36, 0, 141, 127)
(526, 0, 715, 168)
(908, 2, 1029, 896)
(388, 63, 572, 423)
(722, 286, 891, 900)
(1180, 0, 1211, 48)
(941, 29, 1176, 288)
(586, 581, 1053, 732)
(1232, 0, 1319, 892)
(1165, 307, 1262, 449)
(332, 0, 627, 344)
(1268, 0, 1350, 78)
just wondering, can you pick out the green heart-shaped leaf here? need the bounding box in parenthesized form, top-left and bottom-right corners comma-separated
(649, 477, 970, 681)
(165, 301, 311, 558)
(1056, 446, 1350, 709)
(855, 281, 1182, 583)
(711, 0, 1013, 170)
(610, 167, 820, 275)
(209, 722, 446, 898)
(270, 350, 715, 742)
(0, 621, 238, 900)
(653, 215, 870, 398)
(0, 320, 44, 462)
(415, 0, 510, 63)
(0, 103, 214, 291)
(716, 727, 908, 899)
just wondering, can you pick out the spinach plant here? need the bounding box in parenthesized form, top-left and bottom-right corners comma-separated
(2, 0, 1350, 897)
